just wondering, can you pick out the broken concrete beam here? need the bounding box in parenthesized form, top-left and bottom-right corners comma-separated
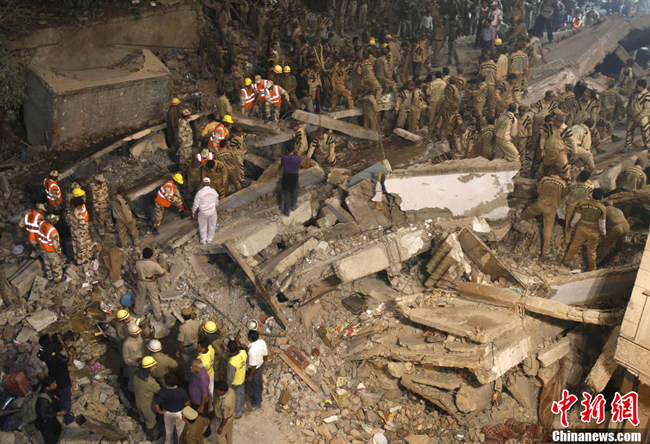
(76, 414, 129, 440)
(325, 197, 355, 223)
(614, 46, 646, 79)
(586, 327, 621, 393)
(324, 101, 395, 119)
(333, 228, 430, 283)
(260, 238, 318, 277)
(537, 336, 573, 367)
(425, 233, 471, 289)
(292, 110, 381, 141)
(505, 373, 536, 409)
(10, 260, 44, 297)
(401, 376, 462, 421)
(408, 371, 463, 391)
(28, 276, 48, 303)
(348, 159, 392, 187)
(458, 282, 622, 326)
(393, 128, 423, 143)
(548, 267, 637, 305)
(457, 229, 526, 288)
(320, 221, 362, 241)
(344, 178, 391, 232)
(456, 383, 492, 413)
(130, 132, 167, 157)
(235, 116, 282, 134)
(384, 158, 519, 220)
(342, 277, 401, 303)
(279, 199, 314, 225)
(26, 310, 58, 332)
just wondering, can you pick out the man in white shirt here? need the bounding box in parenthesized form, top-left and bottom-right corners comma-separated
(246, 330, 268, 409)
(420, 13, 433, 32)
(490, 3, 503, 30)
(192, 177, 219, 244)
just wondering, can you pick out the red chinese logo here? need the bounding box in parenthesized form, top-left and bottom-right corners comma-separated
(611, 392, 639, 427)
(552, 391, 640, 427)
(580, 393, 606, 424)
(552, 390, 578, 428)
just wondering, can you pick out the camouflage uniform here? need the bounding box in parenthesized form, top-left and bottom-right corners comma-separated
(110, 195, 140, 247)
(215, 149, 242, 193)
(564, 198, 606, 271)
(229, 134, 252, 178)
(177, 119, 194, 165)
(202, 160, 230, 197)
(66, 206, 93, 265)
(90, 177, 115, 236)
(362, 93, 379, 130)
(331, 63, 354, 110)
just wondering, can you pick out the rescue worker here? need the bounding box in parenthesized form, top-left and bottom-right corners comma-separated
(515, 105, 533, 160)
(134, 356, 162, 441)
(254, 75, 273, 115)
(573, 89, 600, 125)
(123, 323, 144, 392)
(426, 71, 447, 129)
(571, 118, 598, 173)
(177, 109, 194, 165)
(44, 171, 63, 212)
(516, 166, 568, 257)
(479, 116, 497, 160)
(226, 341, 247, 418)
(178, 308, 202, 381)
(624, 79, 650, 150)
(148, 339, 179, 384)
(135, 247, 166, 320)
(115, 309, 132, 382)
(558, 84, 577, 126)
(265, 80, 292, 121)
(229, 127, 251, 179)
(192, 177, 219, 245)
(539, 111, 573, 180)
(167, 97, 182, 151)
(153, 174, 186, 235)
(202, 159, 229, 197)
(90, 173, 114, 236)
(362, 89, 379, 131)
(280, 66, 300, 110)
(213, 381, 236, 444)
(396, 81, 415, 129)
(195, 149, 214, 165)
(183, 157, 204, 199)
(20, 203, 46, 250)
(290, 121, 309, 157)
(495, 73, 521, 116)
(468, 74, 488, 120)
(199, 115, 220, 148)
(409, 79, 428, 133)
(616, 158, 647, 191)
(39, 214, 64, 282)
(431, 19, 445, 68)
(330, 59, 354, 110)
(564, 170, 594, 237)
(531, 90, 558, 135)
(597, 201, 631, 265)
(110, 186, 140, 247)
(495, 103, 520, 162)
(209, 115, 233, 150)
(599, 80, 621, 126)
(307, 128, 336, 165)
(240, 78, 256, 117)
(215, 89, 233, 121)
(360, 52, 382, 100)
(375, 48, 397, 97)
(479, 55, 498, 114)
(563, 188, 607, 271)
(215, 140, 243, 193)
(66, 196, 92, 266)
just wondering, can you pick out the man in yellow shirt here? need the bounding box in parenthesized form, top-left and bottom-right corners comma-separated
(226, 340, 247, 418)
(196, 338, 215, 411)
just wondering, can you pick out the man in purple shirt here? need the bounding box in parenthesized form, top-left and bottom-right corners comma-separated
(188, 359, 210, 416)
(281, 145, 313, 216)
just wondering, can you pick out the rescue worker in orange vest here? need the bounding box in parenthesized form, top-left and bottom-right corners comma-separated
(240, 78, 256, 117)
(44, 171, 63, 212)
(153, 174, 186, 235)
(70, 188, 89, 221)
(19, 203, 47, 250)
(254, 75, 272, 117)
(195, 149, 214, 165)
(66, 196, 93, 266)
(39, 214, 64, 282)
(208, 115, 233, 150)
(264, 80, 292, 122)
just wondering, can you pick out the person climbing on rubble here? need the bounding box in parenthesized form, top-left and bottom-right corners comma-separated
(19, 203, 46, 252)
(110, 186, 140, 247)
(153, 174, 186, 235)
(563, 187, 607, 272)
(90, 173, 115, 237)
(66, 196, 93, 266)
(38, 214, 64, 282)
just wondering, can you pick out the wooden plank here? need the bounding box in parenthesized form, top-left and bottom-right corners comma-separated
(538, 336, 572, 367)
(586, 327, 621, 392)
(279, 352, 322, 393)
(224, 240, 288, 330)
(292, 110, 381, 141)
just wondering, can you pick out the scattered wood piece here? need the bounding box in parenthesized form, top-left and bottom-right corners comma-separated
(279, 352, 322, 393)
(586, 327, 621, 392)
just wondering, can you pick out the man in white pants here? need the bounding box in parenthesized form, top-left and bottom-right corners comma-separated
(192, 177, 219, 244)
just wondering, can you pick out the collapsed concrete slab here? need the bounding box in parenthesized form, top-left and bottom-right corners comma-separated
(548, 266, 637, 305)
(292, 110, 381, 141)
(383, 159, 519, 220)
(344, 178, 392, 232)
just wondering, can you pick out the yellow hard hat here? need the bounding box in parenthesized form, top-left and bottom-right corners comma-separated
(72, 188, 85, 198)
(222, 115, 234, 124)
(385, 34, 392, 39)
(495, 38, 503, 46)
(283, 66, 291, 73)
(382, 43, 388, 48)
(142, 356, 157, 369)
(171, 97, 181, 106)
(514, 15, 520, 20)
(369, 37, 376, 45)
(244, 78, 252, 86)
(116, 310, 130, 321)
(203, 321, 218, 334)
(173, 173, 184, 185)
(273, 64, 283, 74)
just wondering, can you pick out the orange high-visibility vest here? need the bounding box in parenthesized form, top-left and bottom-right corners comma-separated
(255, 80, 271, 103)
(268, 85, 282, 107)
(195, 152, 215, 164)
(240, 87, 256, 109)
(79, 204, 89, 222)
(44, 178, 62, 207)
(208, 124, 228, 150)
(24, 211, 44, 243)
(155, 181, 177, 208)
(38, 221, 58, 253)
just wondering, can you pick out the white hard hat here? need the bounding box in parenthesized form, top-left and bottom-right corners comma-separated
(147, 339, 162, 353)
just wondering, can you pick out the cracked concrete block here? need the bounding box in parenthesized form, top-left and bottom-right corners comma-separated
(280, 199, 314, 226)
(236, 223, 278, 257)
(26, 309, 58, 332)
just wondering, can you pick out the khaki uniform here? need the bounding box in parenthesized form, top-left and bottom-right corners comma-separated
(518, 175, 568, 255)
(374, 56, 397, 95)
(564, 180, 594, 234)
(202, 160, 229, 197)
(540, 123, 574, 180)
(431, 29, 445, 67)
(468, 81, 488, 120)
(438, 110, 463, 154)
(133, 371, 160, 430)
(496, 54, 509, 84)
(597, 206, 630, 264)
(331, 64, 354, 110)
(480, 60, 497, 113)
(215, 149, 242, 193)
(110, 195, 139, 247)
(292, 127, 309, 157)
(495, 80, 521, 116)
(279, 74, 300, 109)
(426, 78, 447, 127)
(495, 111, 520, 162)
(409, 88, 427, 133)
(570, 124, 597, 172)
(558, 92, 576, 126)
(177, 119, 194, 165)
(363, 93, 379, 130)
(479, 124, 496, 160)
(531, 98, 558, 134)
(573, 98, 601, 125)
(90, 181, 114, 235)
(213, 388, 236, 444)
(564, 199, 606, 271)
(625, 88, 650, 149)
(308, 135, 336, 165)
(616, 165, 647, 191)
(178, 319, 202, 377)
(179, 416, 211, 444)
(123, 335, 144, 392)
(396, 89, 413, 129)
(66, 206, 92, 265)
(599, 88, 619, 124)
(116, 320, 130, 373)
(514, 113, 532, 158)
(151, 351, 179, 381)
(182, 160, 204, 198)
(215, 96, 233, 121)
(507, 50, 529, 89)
(135, 259, 165, 319)
(229, 134, 250, 178)
(360, 59, 382, 100)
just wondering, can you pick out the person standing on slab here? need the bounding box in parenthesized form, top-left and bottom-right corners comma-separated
(192, 177, 219, 245)
(597, 201, 631, 265)
(134, 248, 166, 320)
(564, 188, 607, 272)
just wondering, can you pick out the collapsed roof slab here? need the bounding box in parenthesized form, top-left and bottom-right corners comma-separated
(383, 158, 519, 221)
(548, 266, 637, 306)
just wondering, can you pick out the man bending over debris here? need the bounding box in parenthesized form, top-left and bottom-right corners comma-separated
(564, 188, 607, 272)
